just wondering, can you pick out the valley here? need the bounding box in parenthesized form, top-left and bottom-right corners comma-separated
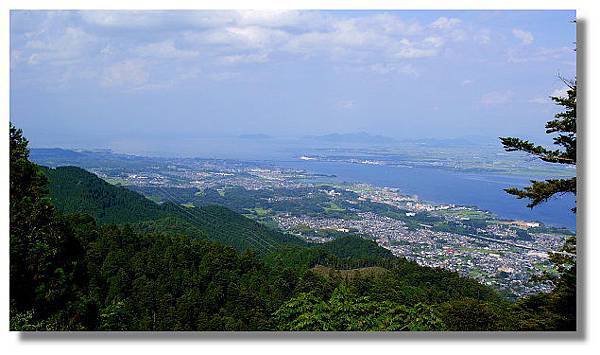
(31, 148, 574, 298)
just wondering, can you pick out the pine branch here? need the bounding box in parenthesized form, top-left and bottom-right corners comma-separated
(504, 177, 576, 209)
(499, 137, 576, 164)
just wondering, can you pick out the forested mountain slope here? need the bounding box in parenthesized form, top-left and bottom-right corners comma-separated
(11, 125, 575, 331)
(42, 166, 166, 224)
(41, 166, 306, 253)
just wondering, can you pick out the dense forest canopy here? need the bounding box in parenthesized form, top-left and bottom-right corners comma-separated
(10, 123, 575, 331)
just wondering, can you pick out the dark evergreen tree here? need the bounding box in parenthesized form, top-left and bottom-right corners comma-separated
(500, 78, 576, 211)
(9, 123, 577, 331)
(499, 78, 577, 331)
(10, 123, 87, 330)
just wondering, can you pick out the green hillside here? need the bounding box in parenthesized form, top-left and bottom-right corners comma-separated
(11, 124, 576, 331)
(319, 235, 394, 260)
(142, 204, 307, 252)
(41, 166, 389, 257)
(310, 265, 391, 282)
(41, 166, 306, 253)
(42, 166, 166, 224)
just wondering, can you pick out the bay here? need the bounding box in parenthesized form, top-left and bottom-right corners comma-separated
(273, 160, 576, 230)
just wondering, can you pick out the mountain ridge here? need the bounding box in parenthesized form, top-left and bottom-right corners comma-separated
(41, 165, 307, 253)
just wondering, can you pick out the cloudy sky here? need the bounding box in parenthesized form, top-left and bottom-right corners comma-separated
(10, 10, 576, 154)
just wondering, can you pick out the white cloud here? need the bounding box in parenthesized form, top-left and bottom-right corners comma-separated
(481, 90, 514, 105)
(11, 10, 506, 92)
(528, 97, 548, 104)
(394, 46, 438, 59)
(368, 63, 418, 77)
(529, 86, 570, 104)
(271, 14, 448, 61)
(10, 49, 23, 67)
(332, 14, 423, 37)
(336, 100, 355, 109)
(17, 11, 468, 71)
(220, 52, 269, 64)
(512, 28, 534, 45)
(461, 79, 473, 86)
(24, 26, 97, 65)
(284, 28, 384, 57)
(100, 45, 114, 56)
(551, 87, 569, 98)
(81, 11, 162, 28)
(81, 10, 314, 31)
(430, 17, 462, 30)
(507, 46, 572, 63)
(189, 26, 290, 50)
(424, 36, 444, 48)
(102, 60, 149, 88)
(474, 29, 491, 44)
(175, 66, 202, 81)
(134, 40, 199, 59)
(208, 71, 241, 81)
(234, 10, 316, 28)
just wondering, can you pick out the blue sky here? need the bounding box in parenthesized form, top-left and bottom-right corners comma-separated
(10, 10, 576, 154)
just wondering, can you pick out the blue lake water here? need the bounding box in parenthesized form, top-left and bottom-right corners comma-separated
(273, 160, 576, 231)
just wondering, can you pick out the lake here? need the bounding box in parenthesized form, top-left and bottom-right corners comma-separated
(273, 160, 576, 230)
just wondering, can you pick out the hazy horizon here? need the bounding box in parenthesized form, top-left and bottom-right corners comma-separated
(11, 10, 576, 156)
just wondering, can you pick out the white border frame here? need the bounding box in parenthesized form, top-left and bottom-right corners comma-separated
(1, 1, 598, 354)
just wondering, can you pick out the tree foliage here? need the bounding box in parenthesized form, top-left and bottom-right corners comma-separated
(500, 78, 576, 211)
(43, 166, 306, 254)
(499, 76, 577, 331)
(10, 123, 87, 329)
(10, 123, 576, 331)
(274, 285, 446, 331)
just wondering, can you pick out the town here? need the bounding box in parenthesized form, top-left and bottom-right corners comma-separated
(32, 148, 572, 298)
